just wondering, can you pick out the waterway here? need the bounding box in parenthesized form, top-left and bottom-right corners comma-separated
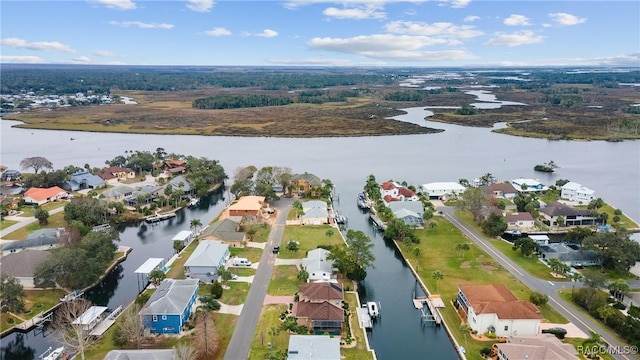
(1, 107, 638, 359)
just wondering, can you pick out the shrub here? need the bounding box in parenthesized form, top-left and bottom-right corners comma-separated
(483, 331, 497, 339)
(612, 302, 626, 310)
(530, 292, 549, 306)
(210, 281, 223, 299)
(480, 347, 492, 357)
(629, 305, 640, 318)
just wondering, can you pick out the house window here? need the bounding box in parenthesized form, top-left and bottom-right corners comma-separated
(504, 326, 508, 331)
(162, 315, 167, 320)
(472, 317, 476, 324)
(152, 315, 158, 322)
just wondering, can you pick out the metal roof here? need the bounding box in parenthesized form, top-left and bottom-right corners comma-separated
(139, 279, 199, 316)
(72, 306, 108, 325)
(134, 258, 164, 274)
(184, 240, 229, 267)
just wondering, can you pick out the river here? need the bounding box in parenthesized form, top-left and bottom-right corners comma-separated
(1, 108, 638, 359)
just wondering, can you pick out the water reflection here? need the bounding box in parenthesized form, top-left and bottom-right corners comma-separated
(86, 264, 124, 306)
(1, 333, 35, 360)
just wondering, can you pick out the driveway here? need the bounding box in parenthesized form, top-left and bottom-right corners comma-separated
(540, 322, 588, 338)
(1, 206, 66, 240)
(219, 303, 244, 316)
(263, 295, 294, 305)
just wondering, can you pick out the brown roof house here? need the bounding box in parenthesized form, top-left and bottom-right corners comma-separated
(293, 282, 344, 335)
(96, 166, 136, 185)
(457, 284, 541, 337)
(486, 183, 518, 200)
(228, 196, 265, 217)
(291, 172, 323, 197)
(156, 159, 187, 175)
(0, 250, 51, 288)
(540, 202, 604, 228)
(504, 212, 535, 231)
(494, 334, 579, 360)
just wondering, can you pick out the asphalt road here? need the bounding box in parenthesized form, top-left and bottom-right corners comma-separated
(223, 197, 293, 360)
(439, 206, 637, 360)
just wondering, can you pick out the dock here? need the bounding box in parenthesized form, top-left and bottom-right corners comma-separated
(145, 212, 176, 223)
(417, 296, 443, 326)
(369, 214, 387, 231)
(356, 306, 372, 330)
(89, 305, 123, 337)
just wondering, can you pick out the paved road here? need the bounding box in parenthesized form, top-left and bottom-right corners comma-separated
(1, 206, 66, 240)
(224, 197, 293, 360)
(439, 206, 635, 360)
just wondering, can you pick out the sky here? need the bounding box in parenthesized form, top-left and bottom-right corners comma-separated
(1, 0, 639, 67)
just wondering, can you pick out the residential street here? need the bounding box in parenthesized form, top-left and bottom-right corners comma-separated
(223, 197, 293, 360)
(439, 206, 635, 360)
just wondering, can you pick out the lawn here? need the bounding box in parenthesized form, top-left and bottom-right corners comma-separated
(17, 201, 67, 218)
(3, 212, 67, 240)
(220, 282, 250, 305)
(0, 219, 17, 230)
(229, 247, 263, 263)
(248, 304, 290, 360)
(267, 265, 303, 296)
(231, 267, 256, 277)
(166, 240, 200, 279)
(279, 225, 344, 259)
(343, 292, 375, 360)
(247, 223, 271, 243)
(0, 289, 66, 332)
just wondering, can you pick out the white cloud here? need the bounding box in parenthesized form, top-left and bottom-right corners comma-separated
(186, 0, 214, 13)
(436, 0, 471, 8)
(72, 56, 92, 63)
(488, 53, 640, 67)
(484, 30, 544, 47)
(109, 21, 174, 29)
(504, 14, 530, 26)
(205, 27, 232, 36)
(256, 29, 279, 38)
(0, 55, 46, 63)
(94, 0, 136, 10)
(548, 12, 586, 26)
(464, 15, 480, 22)
(323, 5, 386, 20)
(307, 34, 476, 61)
(405, 9, 417, 16)
(268, 58, 355, 66)
(0, 37, 75, 53)
(385, 21, 483, 41)
(94, 50, 116, 57)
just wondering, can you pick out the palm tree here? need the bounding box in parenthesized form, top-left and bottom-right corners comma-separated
(582, 331, 606, 358)
(608, 279, 630, 302)
(432, 270, 444, 294)
(570, 272, 583, 298)
(413, 247, 421, 272)
(190, 218, 202, 234)
(455, 243, 470, 260)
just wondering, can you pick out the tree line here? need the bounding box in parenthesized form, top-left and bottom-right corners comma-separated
(192, 89, 367, 109)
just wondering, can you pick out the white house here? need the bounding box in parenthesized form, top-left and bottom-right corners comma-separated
(301, 207, 329, 225)
(184, 240, 230, 283)
(457, 284, 541, 337)
(301, 200, 328, 214)
(420, 182, 466, 200)
(503, 212, 535, 230)
(560, 182, 596, 204)
(380, 181, 419, 204)
(302, 248, 334, 282)
(510, 178, 548, 193)
(287, 335, 340, 360)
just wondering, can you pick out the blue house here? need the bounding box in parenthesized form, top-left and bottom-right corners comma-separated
(64, 171, 105, 191)
(139, 278, 199, 334)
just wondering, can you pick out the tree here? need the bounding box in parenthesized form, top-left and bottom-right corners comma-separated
(458, 187, 486, 222)
(51, 299, 94, 360)
(582, 331, 606, 358)
(482, 213, 507, 237)
(325, 229, 334, 238)
(297, 268, 309, 282)
(345, 230, 376, 270)
(512, 237, 539, 257)
(529, 292, 548, 306)
(195, 296, 220, 357)
(217, 265, 233, 286)
(34, 207, 49, 225)
(190, 218, 202, 233)
(547, 258, 569, 277)
(570, 272, 584, 298)
(432, 270, 444, 294)
(583, 230, 640, 272)
(287, 240, 300, 253)
(173, 240, 185, 254)
(211, 281, 223, 299)
(455, 243, 470, 260)
(112, 304, 144, 348)
(20, 156, 53, 174)
(565, 227, 593, 244)
(246, 227, 257, 241)
(292, 200, 303, 217)
(608, 279, 630, 302)
(174, 343, 197, 360)
(458, 178, 471, 188)
(148, 269, 166, 286)
(587, 198, 605, 210)
(0, 274, 26, 313)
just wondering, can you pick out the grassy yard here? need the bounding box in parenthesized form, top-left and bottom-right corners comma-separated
(220, 282, 251, 305)
(279, 225, 344, 259)
(231, 267, 256, 277)
(17, 201, 67, 218)
(248, 304, 290, 360)
(267, 265, 303, 296)
(247, 223, 271, 243)
(3, 212, 67, 240)
(166, 240, 200, 279)
(0, 219, 17, 230)
(229, 247, 263, 263)
(343, 292, 375, 360)
(0, 289, 66, 332)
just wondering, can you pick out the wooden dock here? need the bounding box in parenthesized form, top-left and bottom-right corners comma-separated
(369, 214, 387, 231)
(145, 212, 176, 223)
(356, 306, 372, 329)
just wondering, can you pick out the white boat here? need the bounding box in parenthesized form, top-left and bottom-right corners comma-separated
(367, 301, 380, 318)
(188, 197, 199, 207)
(40, 346, 64, 360)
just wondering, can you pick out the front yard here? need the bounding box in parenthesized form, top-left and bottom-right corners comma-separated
(3, 212, 67, 240)
(268, 265, 303, 296)
(279, 224, 344, 259)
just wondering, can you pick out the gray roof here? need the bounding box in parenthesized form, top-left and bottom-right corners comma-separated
(139, 185, 164, 196)
(540, 202, 591, 217)
(292, 173, 323, 186)
(302, 200, 327, 212)
(184, 240, 229, 267)
(139, 278, 199, 316)
(287, 335, 341, 360)
(0, 250, 51, 277)
(103, 349, 176, 360)
(393, 208, 422, 222)
(388, 201, 423, 216)
(3, 228, 59, 251)
(301, 207, 328, 219)
(200, 219, 244, 242)
(102, 185, 133, 198)
(69, 171, 105, 187)
(169, 175, 192, 192)
(302, 248, 333, 275)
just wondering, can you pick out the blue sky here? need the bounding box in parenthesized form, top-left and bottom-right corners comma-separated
(1, 0, 638, 67)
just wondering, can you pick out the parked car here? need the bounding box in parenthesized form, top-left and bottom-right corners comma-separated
(272, 246, 280, 254)
(542, 327, 567, 339)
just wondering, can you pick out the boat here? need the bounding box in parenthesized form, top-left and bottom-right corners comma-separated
(367, 301, 380, 318)
(357, 193, 369, 209)
(39, 346, 64, 360)
(188, 197, 199, 207)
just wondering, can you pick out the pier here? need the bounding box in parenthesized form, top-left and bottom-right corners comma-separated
(145, 212, 176, 223)
(89, 305, 123, 337)
(356, 306, 373, 330)
(369, 214, 387, 231)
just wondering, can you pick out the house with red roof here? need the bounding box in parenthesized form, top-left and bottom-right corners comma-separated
(380, 181, 419, 204)
(293, 282, 344, 335)
(23, 186, 67, 206)
(457, 284, 541, 337)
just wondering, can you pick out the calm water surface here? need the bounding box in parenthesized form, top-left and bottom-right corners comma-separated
(1, 108, 638, 359)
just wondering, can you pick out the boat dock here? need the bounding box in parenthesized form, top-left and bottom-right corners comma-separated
(145, 212, 176, 223)
(89, 305, 123, 337)
(356, 306, 372, 330)
(369, 214, 387, 231)
(415, 296, 443, 326)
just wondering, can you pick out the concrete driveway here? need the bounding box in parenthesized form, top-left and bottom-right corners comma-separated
(540, 322, 588, 338)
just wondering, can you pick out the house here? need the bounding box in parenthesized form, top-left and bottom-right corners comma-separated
(379, 182, 419, 203)
(420, 182, 466, 200)
(302, 200, 328, 213)
(393, 208, 424, 229)
(301, 207, 329, 225)
(104, 349, 176, 360)
(96, 166, 135, 184)
(486, 183, 518, 200)
(529, 235, 549, 246)
(169, 175, 195, 196)
(0, 250, 51, 288)
(101, 185, 133, 201)
(292, 172, 323, 196)
(172, 230, 194, 248)
(287, 335, 341, 360)
(388, 201, 423, 217)
(125, 185, 164, 207)
(539, 202, 604, 227)
(139, 278, 199, 334)
(199, 218, 246, 247)
(2, 228, 62, 254)
(184, 240, 230, 283)
(1, 169, 21, 181)
(504, 212, 535, 230)
(22, 186, 67, 206)
(229, 195, 265, 217)
(302, 248, 334, 282)
(457, 284, 541, 337)
(64, 171, 105, 191)
(539, 243, 601, 267)
(294, 282, 344, 335)
(493, 334, 578, 360)
(158, 159, 187, 175)
(511, 178, 548, 193)
(560, 182, 596, 204)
